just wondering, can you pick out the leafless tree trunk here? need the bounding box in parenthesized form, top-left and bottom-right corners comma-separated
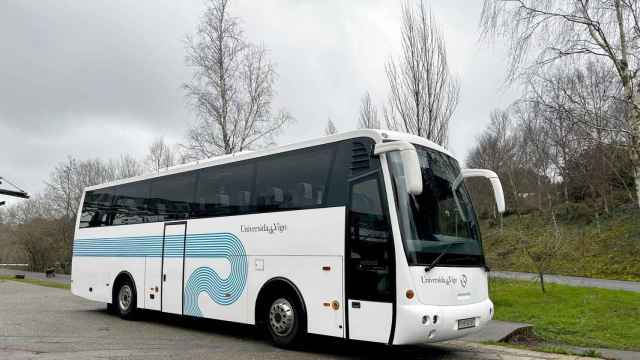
(481, 0, 640, 207)
(522, 208, 564, 293)
(184, 0, 293, 158)
(384, 0, 460, 146)
(358, 92, 380, 129)
(324, 118, 338, 135)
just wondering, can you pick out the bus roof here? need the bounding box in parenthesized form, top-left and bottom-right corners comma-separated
(84, 129, 457, 192)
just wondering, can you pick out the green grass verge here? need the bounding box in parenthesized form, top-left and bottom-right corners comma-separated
(490, 278, 640, 351)
(0, 275, 70, 290)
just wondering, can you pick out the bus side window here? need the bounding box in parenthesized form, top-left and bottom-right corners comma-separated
(194, 163, 254, 218)
(80, 188, 116, 228)
(255, 146, 334, 213)
(112, 181, 150, 225)
(149, 173, 197, 221)
(348, 175, 393, 302)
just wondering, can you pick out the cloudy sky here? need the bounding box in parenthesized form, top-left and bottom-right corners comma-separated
(0, 0, 518, 205)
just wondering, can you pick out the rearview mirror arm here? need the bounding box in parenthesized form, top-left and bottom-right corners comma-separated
(461, 169, 506, 214)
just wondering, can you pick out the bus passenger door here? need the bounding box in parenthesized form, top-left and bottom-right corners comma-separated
(346, 175, 394, 343)
(161, 222, 187, 315)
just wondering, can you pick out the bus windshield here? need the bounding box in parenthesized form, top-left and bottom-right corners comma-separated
(388, 145, 485, 267)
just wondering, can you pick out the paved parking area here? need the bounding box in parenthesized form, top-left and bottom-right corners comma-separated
(0, 280, 593, 359)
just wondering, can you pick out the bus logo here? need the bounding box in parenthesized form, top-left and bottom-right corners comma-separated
(460, 274, 468, 288)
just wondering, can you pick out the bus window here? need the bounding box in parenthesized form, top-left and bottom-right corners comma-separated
(112, 181, 151, 225)
(194, 162, 255, 218)
(80, 188, 116, 228)
(255, 147, 334, 212)
(148, 173, 197, 221)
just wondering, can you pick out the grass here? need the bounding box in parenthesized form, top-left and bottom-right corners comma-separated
(482, 207, 640, 281)
(0, 275, 70, 290)
(490, 278, 640, 351)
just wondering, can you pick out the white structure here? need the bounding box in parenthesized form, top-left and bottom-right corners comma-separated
(71, 130, 505, 347)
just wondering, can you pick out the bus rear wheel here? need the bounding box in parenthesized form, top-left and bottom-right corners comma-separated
(114, 278, 137, 320)
(264, 295, 305, 347)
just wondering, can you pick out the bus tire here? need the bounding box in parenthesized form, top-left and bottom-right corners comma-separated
(114, 277, 137, 320)
(264, 292, 306, 348)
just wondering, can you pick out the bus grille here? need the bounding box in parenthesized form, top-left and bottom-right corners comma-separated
(351, 141, 370, 172)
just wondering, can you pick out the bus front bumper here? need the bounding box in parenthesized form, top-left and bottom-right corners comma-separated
(393, 298, 493, 345)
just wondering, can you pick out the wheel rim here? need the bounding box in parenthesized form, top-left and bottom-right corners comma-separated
(119, 284, 132, 312)
(269, 298, 295, 337)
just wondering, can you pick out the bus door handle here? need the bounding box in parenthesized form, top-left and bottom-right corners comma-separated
(351, 301, 361, 309)
(163, 274, 166, 282)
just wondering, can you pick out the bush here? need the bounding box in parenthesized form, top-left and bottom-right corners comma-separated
(554, 202, 594, 224)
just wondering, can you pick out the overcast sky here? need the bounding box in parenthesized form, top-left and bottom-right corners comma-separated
(0, 0, 518, 206)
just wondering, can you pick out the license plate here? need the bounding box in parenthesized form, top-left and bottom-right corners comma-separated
(457, 317, 476, 330)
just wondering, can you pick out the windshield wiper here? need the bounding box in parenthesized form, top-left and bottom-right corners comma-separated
(424, 240, 465, 273)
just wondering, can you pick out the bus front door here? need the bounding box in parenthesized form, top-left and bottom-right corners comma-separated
(161, 222, 187, 315)
(346, 175, 394, 343)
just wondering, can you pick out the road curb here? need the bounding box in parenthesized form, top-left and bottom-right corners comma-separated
(461, 320, 533, 342)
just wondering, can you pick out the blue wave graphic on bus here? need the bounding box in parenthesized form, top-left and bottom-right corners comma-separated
(72, 232, 248, 312)
(184, 233, 247, 315)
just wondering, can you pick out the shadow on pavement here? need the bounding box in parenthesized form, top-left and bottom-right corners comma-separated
(87, 307, 454, 359)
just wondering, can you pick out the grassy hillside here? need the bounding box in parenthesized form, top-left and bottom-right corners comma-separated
(481, 207, 640, 281)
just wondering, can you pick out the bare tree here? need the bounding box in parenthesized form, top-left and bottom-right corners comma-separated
(114, 154, 143, 179)
(44, 157, 77, 221)
(324, 118, 338, 135)
(481, 0, 640, 207)
(146, 138, 176, 174)
(523, 61, 629, 208)
(358, 92, 380, 129)
(467, 110, 521, 215)
(43, 156, 139, 267)
(515, 103, 557, 210)
(3, 196, 58, 271)
(45, 156, 139, 222)
(385, 0, 460, 145)
(521, 209, 565, 293)
(184, 0, 293, 158)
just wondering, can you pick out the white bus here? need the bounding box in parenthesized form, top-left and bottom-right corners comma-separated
(71, 130, 505, 347)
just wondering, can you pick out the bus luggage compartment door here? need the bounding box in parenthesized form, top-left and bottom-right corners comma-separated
(161, 222, 187, 315)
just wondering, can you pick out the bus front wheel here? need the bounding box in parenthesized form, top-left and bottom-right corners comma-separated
(265, 295, 305, 347)
(114, 278, 137, 320)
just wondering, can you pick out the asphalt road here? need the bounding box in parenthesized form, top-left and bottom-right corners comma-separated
(490, 271, 640, 292)
(0, 268, 70, 285)
(0, 280, 591, 360)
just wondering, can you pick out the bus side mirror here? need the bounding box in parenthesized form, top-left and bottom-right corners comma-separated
(461, 169, 506, 213)
(374, 141, 423, 195)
